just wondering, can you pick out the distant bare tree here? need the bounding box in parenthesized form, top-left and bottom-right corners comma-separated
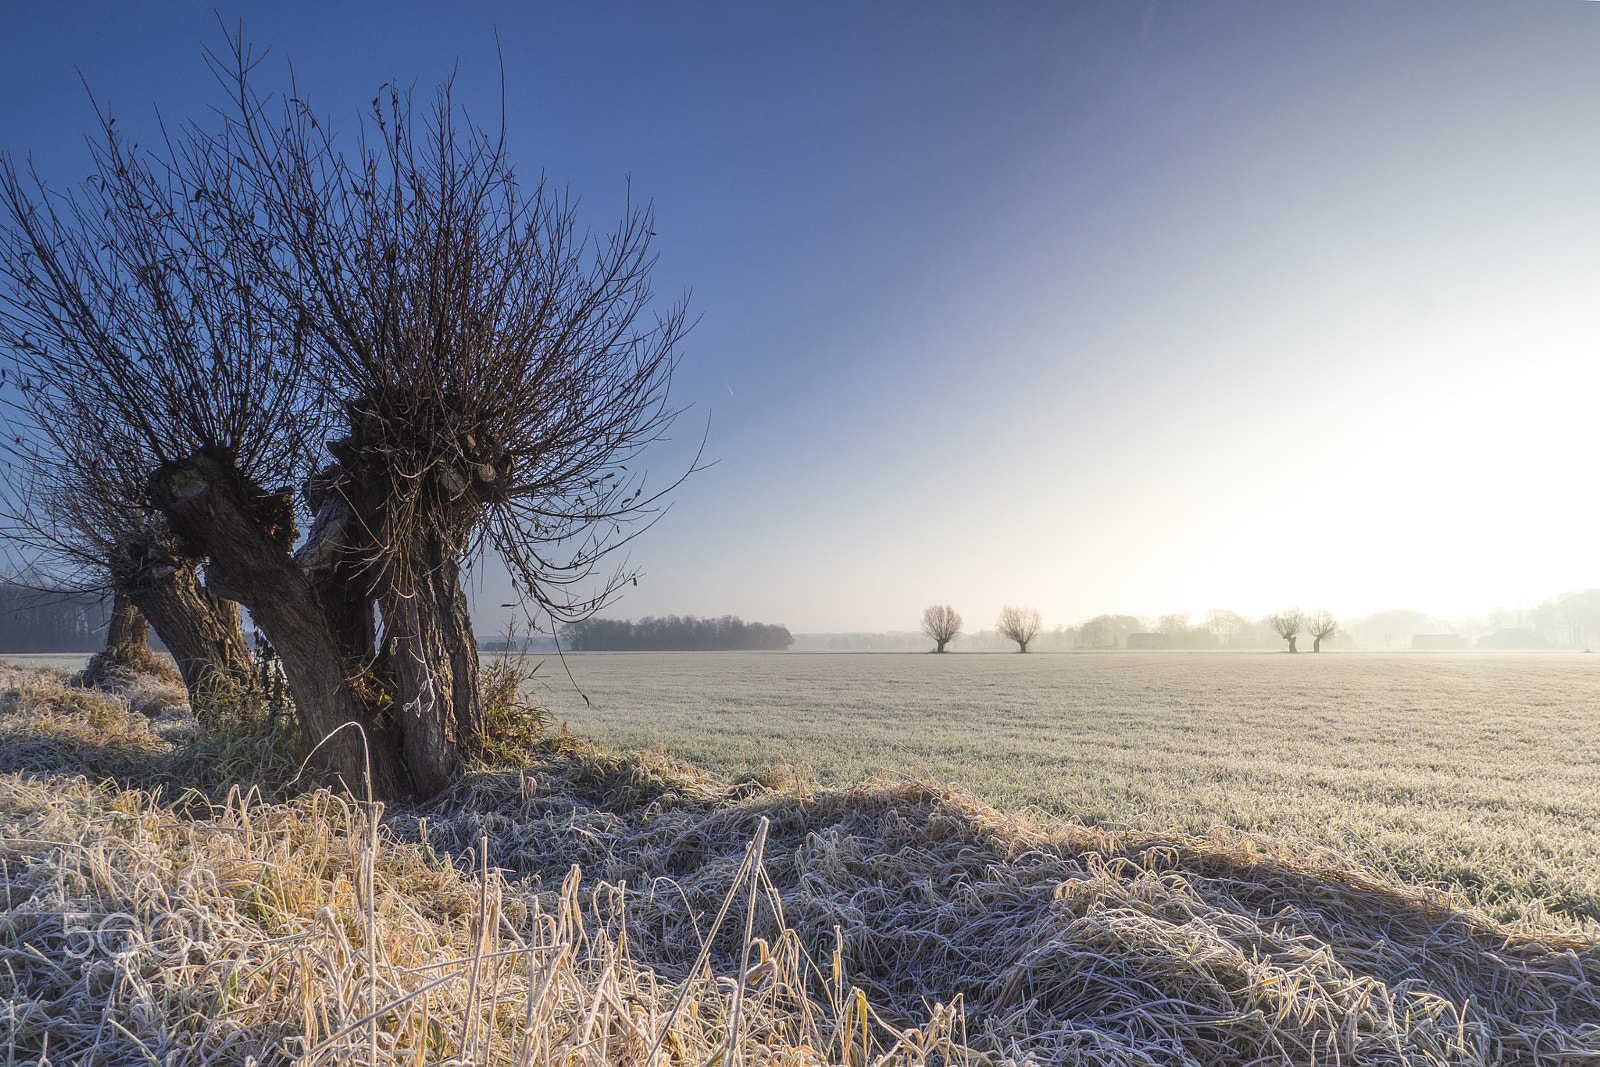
(997, 605, 1042, 653)
(920, 604, 961, 653)
(1269, 607, 1306, 653)
(1306, 608, 1338, 653)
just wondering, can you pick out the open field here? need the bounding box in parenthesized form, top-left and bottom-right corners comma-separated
(1, 657, 1597, 1063)
(528, 649, 1600, 927)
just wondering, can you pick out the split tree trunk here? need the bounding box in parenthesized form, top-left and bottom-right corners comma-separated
(151, 451, 412, 800)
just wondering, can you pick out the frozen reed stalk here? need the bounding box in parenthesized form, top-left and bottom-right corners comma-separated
(726, 815, 770, 1067)
(365, 798, 383, 1067)
(461, 835, 491, 1064)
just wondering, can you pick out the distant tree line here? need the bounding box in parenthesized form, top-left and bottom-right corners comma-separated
(911, 593, 1600, 652)
(0, 584, 109, 653)
(563, 614, 794, 651)
(911, 606, 1354, 652)
(1339, 589, 1600, 650)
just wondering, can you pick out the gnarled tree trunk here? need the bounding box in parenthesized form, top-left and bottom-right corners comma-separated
(105, 590, 148, 653)
(151, 450, 413, 801)
(129, 566, 257, 707)
(104, 535, 260, 708)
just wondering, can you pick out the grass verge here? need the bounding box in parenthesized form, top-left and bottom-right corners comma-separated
(0, 660, 1596, 1064)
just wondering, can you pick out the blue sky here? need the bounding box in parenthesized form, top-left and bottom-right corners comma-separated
(4, 2, 1599, 633)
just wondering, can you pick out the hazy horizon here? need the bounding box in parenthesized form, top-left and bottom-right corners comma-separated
(5, 2, 1598, 635)
(570, 588, 1594, 639)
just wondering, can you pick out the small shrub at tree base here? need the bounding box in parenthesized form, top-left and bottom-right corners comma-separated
(470, 654, 556, 767)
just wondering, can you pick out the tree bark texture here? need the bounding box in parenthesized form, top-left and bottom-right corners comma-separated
(104, 534, 260, 707)
(104, 590, 148, 657)
(127, 565, 257, 707)
(81, 588, 153, 689)
(305, 466, 483, 798)
(151, 451, 413, 800)
(373, 529, 482, 798)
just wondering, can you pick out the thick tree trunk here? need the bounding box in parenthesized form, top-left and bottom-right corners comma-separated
(375, 530, 482, 797)
(1287, 636, 1298, 653)
(106, 591, 148, 653)
(81, 588, 154, 688)
(127, 565, 257, 707)
(305, 468, 482, 797)
(151, 451, 413, 801)
(934, 639, 948, 653)
(105, 535, 259, 707)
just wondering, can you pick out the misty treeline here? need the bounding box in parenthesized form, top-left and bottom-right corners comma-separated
(563, 615, 793, 651)
(894, 588, 1600, 652)
(965, 611, 1298, 651)
(0, 583, 109, 653)
(1345, 590, 1600, 650)
(0, 34, 689, 801)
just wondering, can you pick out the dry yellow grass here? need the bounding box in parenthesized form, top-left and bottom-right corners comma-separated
(0, 661, 1597, 1064)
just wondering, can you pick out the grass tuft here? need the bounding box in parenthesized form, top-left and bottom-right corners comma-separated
(470, 652, 558, 768)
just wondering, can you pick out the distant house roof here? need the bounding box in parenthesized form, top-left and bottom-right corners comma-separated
(1474, 628, 1553, 650)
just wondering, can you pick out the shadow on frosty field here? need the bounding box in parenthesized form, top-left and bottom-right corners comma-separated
(530, 649, 1600, 928)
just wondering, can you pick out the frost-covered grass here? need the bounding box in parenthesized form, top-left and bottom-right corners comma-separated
(3, 658, 1598, 1065)
(530, 650, 1600, 928)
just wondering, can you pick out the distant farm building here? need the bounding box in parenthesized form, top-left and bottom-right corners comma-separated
(1474, 628, 1554, 650)
(1411, 634, 1469, 650)
(1126, 633, 1168, 650)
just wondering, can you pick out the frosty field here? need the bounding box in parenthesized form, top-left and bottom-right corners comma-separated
(527, 649, 1600, 927)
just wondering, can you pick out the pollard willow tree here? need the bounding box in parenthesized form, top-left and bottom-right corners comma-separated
(997, 605, 1042, 653)
(0, 123, 275, 704)
(920, 604, 961, 653)
(1306, 608, 1338, 653)
(1, 39, 689, 799)
(1269, 607, 1306, 653)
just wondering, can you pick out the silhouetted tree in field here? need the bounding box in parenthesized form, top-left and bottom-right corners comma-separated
(0, 33, 690, 800)
(1269, 607, 1306, 653)
(997, 605, 1042, 653)
(921, 604, 961, 653)
(1306, 608, 1338, 653)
